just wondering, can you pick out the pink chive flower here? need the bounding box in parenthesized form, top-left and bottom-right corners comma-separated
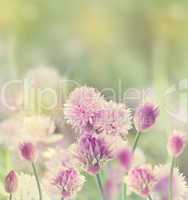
(52, 168, 85, 199)
(134, 102, 159, 132)
(64, 86, 105, 132)
(127, 165, 156, 198)
(167, 130, 187, 158)
(117, 147, 133, 171)
(94, 101, 132, 139)
(153, 165, 187, 200)
(19, 142, 37, 161)
(75, 133, 113, 175)
(4, 170, 18, 194)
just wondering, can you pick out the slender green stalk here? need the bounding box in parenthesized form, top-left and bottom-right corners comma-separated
(132, 132, 141, 153)
(148, 195, 153, 200)
(32, 162, 42, 200)
(122, 183, 127, 200)
(169, 157, 176, 200)
(9, 194, 12, 200)
(96, 173, 105, 200)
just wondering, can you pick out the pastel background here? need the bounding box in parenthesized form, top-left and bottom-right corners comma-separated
(0, 1, 188, 199)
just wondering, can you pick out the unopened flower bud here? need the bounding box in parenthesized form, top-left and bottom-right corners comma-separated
(167, 130, 187, 158)
(134, 102, 159, 132)
(19, 142, 37, 161)
(4, 170, 18, 194)
(117, 148, 133, 171)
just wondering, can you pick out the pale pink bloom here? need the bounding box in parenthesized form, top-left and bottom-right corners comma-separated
(25, 66, 61, 89)
(64, 86, 105, 132)
(153, 165, 187, 200)
(52, 168, 85, 199)
(22, 115, 56, 141)
(75, 133, 113, 175)
(23, 66, 64, 115)
(126, 165, 156, 197)
(43, 145, 82, 199)
(19, 142, 37, 161)
(4, 171, 18, 194)
(44, 146, 81, 175)
(167, 130, 187, 158)
(134, 102, 159, 132)
(183, 190, 188, 200)
(0, 115, 57, 151)
(94, 101, 132, 138)
(0, 84, 22, 114)
(0, 118, 22, 148)
(0, 115, 56, 150)
(117, 147, 133, 171)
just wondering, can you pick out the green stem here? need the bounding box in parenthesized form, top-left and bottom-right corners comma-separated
(122, 183, 127, 200)
(169, 157, 176, 200)
(132, 131, 141, 153)
(96, 173, 105, 200)
(9, 194, 12, 200)
(32, 162, 42, 200)
(148, 195, 153, 200)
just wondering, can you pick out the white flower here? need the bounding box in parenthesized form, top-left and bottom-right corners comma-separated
(21, 115, 55, 141)
(0, 114, 58, 150)
(0, 118, 22, 148)
(153, 165, 187, 200)
(12, 173, 50, 200)
(23, 66, 65, 115)
(25, 66, 61, 89)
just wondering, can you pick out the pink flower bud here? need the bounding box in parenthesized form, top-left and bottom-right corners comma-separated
(117, 148, 133, 171)
(4, 171, 18, 194)
(167, 130, 187, 158)
(134, 102, 159, 132)
(19, 142, 37, 161)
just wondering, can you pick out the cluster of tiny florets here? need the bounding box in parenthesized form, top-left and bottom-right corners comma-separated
(126, 165, 156, 197)
(64, 86, 105, 132)
(75, 133, 113, 175)
(94, 101, 132, 138)
(64, 86, 132, 139)
(2, 79, 188, 200)
(52, 168, 85, 199)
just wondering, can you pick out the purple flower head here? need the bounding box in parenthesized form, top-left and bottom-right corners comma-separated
(52, 168, 85, 199)
(94, 101, 132, 139)
(76, 133, 113, 175)
(167, 130, 187, 158)
(19, 142, 37, 162)
(64, 86, 105, 133)
(134, 102, 159, 132)
(127, 165, 156, 198)
(4, 170, 18, 194)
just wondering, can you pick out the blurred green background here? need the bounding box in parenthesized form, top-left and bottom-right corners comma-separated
(0, 0, 188, 86)
(0, 0, 188, 199)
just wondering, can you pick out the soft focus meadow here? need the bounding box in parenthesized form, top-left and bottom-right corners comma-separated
(1, 1, 188, 200)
